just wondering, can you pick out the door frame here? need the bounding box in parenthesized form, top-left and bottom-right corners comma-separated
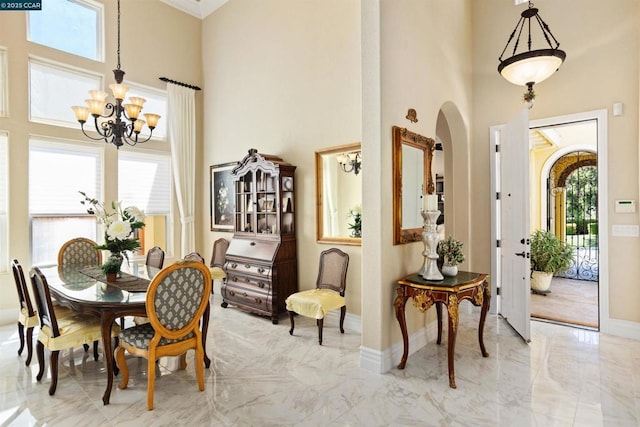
(490, 109, 609, 332)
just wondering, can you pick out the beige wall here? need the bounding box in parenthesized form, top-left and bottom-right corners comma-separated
(0, 0, 202, 321)
(199, 0, 363, 314)
(471, 0, 640, 323)
(364, 0, 474, 350)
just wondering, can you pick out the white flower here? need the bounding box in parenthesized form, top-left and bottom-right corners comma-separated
(107, 220, 132, 241)
(352, 204, 362, 215)
(124, 206, 145, 223)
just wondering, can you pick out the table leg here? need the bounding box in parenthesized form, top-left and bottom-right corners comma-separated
(435, 302, 443, 345)
(394, 288, 409, 369)
(447, 297, 458, 389)
(478, 283, 490, 358)
(101, 311, 116, 405)
(202, 302, 211, 369)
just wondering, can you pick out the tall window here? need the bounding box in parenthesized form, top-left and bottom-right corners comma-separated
(0, 132, 7, 272)
(29, 138, 102, 266)
(27, 0, 103, 61)
(118, 151, 172, 256)
(29, 57, 102, 128)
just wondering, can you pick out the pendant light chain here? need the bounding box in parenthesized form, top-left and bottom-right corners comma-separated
(116, 0, 121, 71)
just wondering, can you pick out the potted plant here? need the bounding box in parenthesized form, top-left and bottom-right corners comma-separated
(101, 257, 121, 282)
(437, 235, 465, 277)
(529, 230, 573, 293)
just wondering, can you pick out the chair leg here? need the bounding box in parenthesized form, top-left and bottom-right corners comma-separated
(93, 340, 99, 361)
(178, 353, 187, 370)
(114, 345, 129, 389)
(317, 318, 324, 345)
(17, 322, 25, 356)
(36, 341, 45, 381)
(196, 346, 205, 392)
(147, 356, 156, 410)
(25, 327, 34, 366)
(83, 343, 89, 352)
(288, 311, 295, 335)
(48, 350, 59, 395)
(339, 306, 346, 334)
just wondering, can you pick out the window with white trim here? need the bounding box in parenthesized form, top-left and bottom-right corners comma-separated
(0, 48, 7, 117)
(118, 151, 172, 257)
(0, 132, 8, 272)
(27, 0, 104, 61)
(29, 138, 102, 266)
(29, 57, 102, 128)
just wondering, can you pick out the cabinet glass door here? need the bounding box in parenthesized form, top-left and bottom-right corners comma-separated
(255, 169, 278, 235)
(281, 176, 294, 234)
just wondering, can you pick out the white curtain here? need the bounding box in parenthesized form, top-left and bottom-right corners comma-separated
(167, 83, 196, 257)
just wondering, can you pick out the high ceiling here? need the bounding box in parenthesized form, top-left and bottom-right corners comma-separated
(161, 0, 228, 19)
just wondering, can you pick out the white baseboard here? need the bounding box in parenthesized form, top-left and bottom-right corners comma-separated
(0, 308, 15, 326)
(324, 309, 361, 334)
(360, 321, 438, 373)
(605, 318, 640, 340)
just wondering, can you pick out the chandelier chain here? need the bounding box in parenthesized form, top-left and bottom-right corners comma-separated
(116, 0, 121, 70)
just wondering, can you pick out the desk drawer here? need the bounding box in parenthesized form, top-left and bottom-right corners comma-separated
(222, 283, 271, 313)
(225, 260, 272, 279)
(225, 271, 270, 292)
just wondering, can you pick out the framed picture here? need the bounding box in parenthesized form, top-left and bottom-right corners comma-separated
(210, 162, 237, 231)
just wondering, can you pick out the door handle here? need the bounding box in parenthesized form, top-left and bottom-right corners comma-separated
(520, 238, 530, 245)
(514, 252, 529, 258)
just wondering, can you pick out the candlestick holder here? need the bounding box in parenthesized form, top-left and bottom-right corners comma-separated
(418, 210, 443, 280)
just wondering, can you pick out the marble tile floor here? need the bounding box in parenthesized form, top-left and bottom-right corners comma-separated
(0, 294, 639, 426)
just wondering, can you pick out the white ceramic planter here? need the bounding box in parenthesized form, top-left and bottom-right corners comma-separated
(531, 270, 553, 291)
(441, 264, 458, 277)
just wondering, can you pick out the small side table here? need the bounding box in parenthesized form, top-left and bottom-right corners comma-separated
(394, 271, 490, 388)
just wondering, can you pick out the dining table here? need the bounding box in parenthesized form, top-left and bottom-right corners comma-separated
(38, 263, 212, 405)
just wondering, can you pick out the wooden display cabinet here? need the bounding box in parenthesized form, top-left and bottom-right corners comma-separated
(221, 149, 297, 324)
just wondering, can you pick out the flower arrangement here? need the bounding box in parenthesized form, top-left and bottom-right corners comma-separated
(347, 205, 362, 238)
(79, 191, 145, 264)
(437, 235, 465, 266)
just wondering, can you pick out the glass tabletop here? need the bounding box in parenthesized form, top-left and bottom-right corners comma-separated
(38, 264, 157, 305)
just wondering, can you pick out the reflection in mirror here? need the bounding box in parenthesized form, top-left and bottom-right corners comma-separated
(401, 144, 424, 229)
(393, 126, 435, 245)
(433, 140, 444, 226)
(315, 143, 362, 245)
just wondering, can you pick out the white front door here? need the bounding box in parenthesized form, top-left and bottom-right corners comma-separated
(494, 109, 531, 342)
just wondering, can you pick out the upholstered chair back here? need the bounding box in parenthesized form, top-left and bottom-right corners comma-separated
(58, 238, 102, 266)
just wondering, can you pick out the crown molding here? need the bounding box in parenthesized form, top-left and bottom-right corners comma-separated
(161, 0, 228, 19)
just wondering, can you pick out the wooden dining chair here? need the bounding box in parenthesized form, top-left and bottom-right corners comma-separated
(58, 237, 102, 266)
(29, 267, 121, 396)
(285, 248, 349, 345)
(145, 246, 165, 269)
(184, 251, 205, 264)
(11, 259, 39, 366)
(114, 260, 212, 410)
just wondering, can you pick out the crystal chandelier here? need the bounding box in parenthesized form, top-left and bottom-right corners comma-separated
(498, 1, 566, 104)
(71, 0, 160, 148)
(337, 151, 362, 176)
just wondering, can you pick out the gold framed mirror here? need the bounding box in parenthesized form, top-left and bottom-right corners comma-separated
(315, 142, 362, 245)
(392, 126, 435, 245)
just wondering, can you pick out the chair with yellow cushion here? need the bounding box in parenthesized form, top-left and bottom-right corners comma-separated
(114, 260, 212, 410)
(286, 248, 349, 345)
(209, 238, 229, 290)
(29, 267, 121, 396)
(57, 237, 102, 266)
(11, 259, 39, 366)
